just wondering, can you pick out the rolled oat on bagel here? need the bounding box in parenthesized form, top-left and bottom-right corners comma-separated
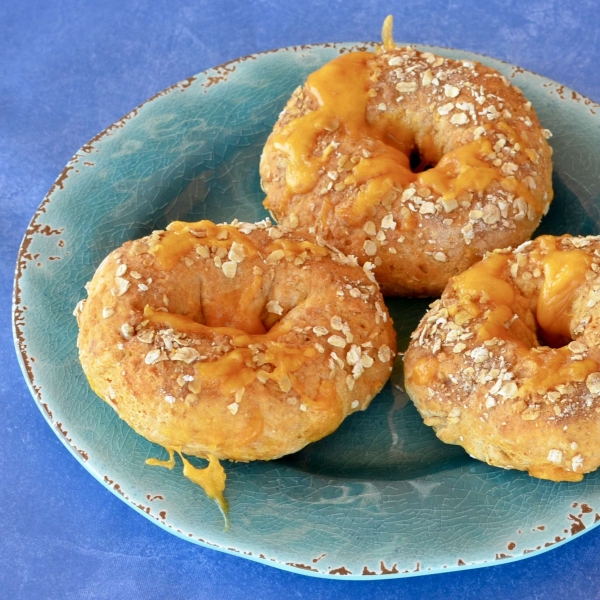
(404, 235, 600, 482)
(260, 20, 553, 296)
(75, 219, 396, 507)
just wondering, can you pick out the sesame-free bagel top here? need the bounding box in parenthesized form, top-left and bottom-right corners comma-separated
(260, 40, 553, 296)
(75, 219, 396, 506)
(404, 235, 600, 482)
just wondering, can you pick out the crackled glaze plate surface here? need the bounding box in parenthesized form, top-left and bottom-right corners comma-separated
(13, 43, 600, 579)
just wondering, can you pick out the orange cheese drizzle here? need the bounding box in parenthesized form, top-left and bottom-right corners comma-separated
(449, 240, 597, 396)
(144, 307, 329, 411)
(148, 220, 331, 334)
(381, 15, 395, 51)
(535, 236, 594, 345)
(149, 220, 259, 270)
(151, 220, 329, 269)
(267, 46, 540, 222)
(418, 139, 498, 201)
(265, 237, 328, 258)
(412, 356, 440, 387)
(143, 219, 338, 410)
(138, 221, 338, 515)
(146, 448, 229, 529)
(270, 50, 415, 209)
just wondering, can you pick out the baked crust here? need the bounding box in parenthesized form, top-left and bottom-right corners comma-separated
(75, 219, 397, 462)
(404, 235, 600, 481)
(260, 46, 553, 296)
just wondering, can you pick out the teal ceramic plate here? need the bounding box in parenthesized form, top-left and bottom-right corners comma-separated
(13, 43, 600, 579)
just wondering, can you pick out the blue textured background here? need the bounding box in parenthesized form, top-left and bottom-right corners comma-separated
(4, 1, 600, 598)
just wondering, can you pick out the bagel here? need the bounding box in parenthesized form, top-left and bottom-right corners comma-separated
(404, 235, 600, 482)
(260, 23, 553, 296)
(75, 219, 396, 506)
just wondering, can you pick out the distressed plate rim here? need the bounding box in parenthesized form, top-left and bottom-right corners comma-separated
(12, 41, 600, 580)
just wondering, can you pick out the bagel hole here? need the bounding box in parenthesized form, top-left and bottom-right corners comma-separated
(409, 147, 435, 173)
(535, 324, 571, 350)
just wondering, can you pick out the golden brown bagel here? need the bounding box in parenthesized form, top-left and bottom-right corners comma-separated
(260, 45, 553, 296)
(404, 235, 600, 482)
(75, 219, 396, 465)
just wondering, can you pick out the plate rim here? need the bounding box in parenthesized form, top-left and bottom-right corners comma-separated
(12, 41, 600, 580)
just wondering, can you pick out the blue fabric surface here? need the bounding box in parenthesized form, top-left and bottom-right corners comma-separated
(3, 1, 600, 598)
